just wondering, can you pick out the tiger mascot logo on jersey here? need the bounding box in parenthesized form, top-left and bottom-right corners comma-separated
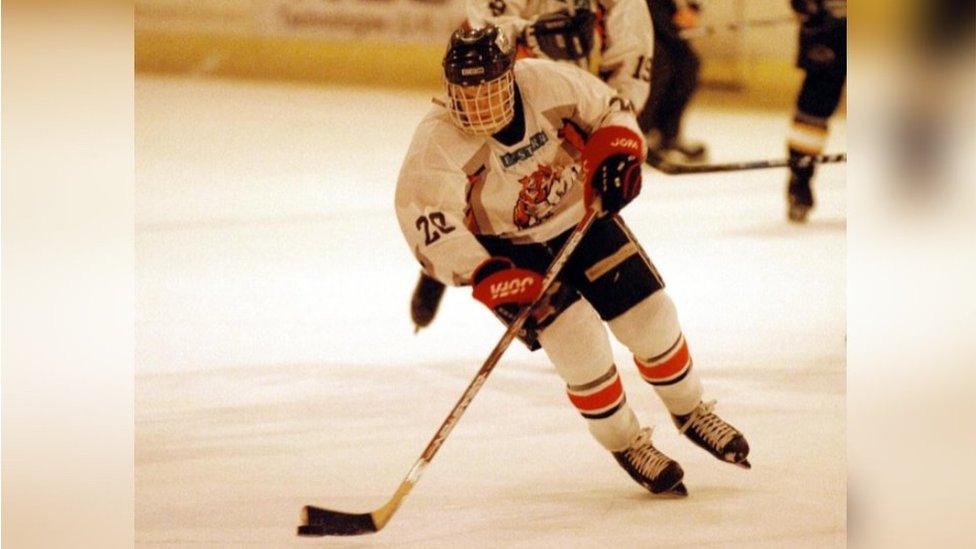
(513, 163, 573, 229)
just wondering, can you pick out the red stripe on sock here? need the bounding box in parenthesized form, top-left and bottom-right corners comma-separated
(567, 376, 624, 412)
(635, 340, 690, 381)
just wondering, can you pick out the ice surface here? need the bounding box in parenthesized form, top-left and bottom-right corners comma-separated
(136, 76, 846, 547)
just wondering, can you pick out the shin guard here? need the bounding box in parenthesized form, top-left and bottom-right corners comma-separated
(609, 291, 703, 416)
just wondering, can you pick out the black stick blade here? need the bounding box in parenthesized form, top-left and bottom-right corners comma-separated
(296, 505, 378, 536)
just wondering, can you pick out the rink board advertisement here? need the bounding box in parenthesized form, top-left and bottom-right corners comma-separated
(135, 0, 800, 100)
(134, 0, 798, 53)
(136, 0, 466, 45)
(135, 0, 255, 34)
(255, 0, 464, 44)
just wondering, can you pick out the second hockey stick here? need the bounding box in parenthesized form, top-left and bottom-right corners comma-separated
(297, 206, 600, 537)
(646, 152, 846, 175)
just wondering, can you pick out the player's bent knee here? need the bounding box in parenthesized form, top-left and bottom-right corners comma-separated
(607, 290, 681, 359)
(539, 300, 613, 386)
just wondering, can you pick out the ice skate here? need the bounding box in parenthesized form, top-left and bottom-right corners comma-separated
(786, 172, 814, 223)
(410, 272, 446, 332)
(672, 400, 751, 469)
(612, 428, 687, 495)
(661, 137, 708, 163)
(647, 133, 709, 166)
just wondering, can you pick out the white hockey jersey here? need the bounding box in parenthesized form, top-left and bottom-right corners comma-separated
(466, 0, 654, 111)
(395, 59, 644, 287)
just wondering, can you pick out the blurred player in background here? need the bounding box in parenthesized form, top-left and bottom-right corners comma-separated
(397, 25, 750, 495)
(639, 0, 707, 164)
(785, 0, 846, 222)
(411, 0, 654, 331)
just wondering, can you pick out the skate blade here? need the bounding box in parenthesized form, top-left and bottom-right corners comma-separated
(722, 453, 751, 469)
(677, 150, 708, 164)
(651, 481, 688, 497)
(667, 482, 689, 496)
(788, 204, 811, 223)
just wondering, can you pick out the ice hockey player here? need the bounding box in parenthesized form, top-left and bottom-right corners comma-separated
(785, 0, 846, 222)
(396, 24, 750, 495)
(411, 0, 654, 332)
(639, 0, 708, 164)
(467, 0, 653, 109)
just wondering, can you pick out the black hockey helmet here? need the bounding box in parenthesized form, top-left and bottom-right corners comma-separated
(443, 24, 515, 87)
(442, 24, 517, 135)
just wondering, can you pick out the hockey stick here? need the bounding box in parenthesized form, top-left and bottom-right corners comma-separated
(646, 152, 846, 175)
(297, 207, 600, 537)
(679, 15, 796, 40)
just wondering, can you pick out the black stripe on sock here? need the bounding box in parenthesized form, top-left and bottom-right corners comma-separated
(567, 364, 618, 393)
(646, 362, 693, 387)
(643, 333, 683, 364)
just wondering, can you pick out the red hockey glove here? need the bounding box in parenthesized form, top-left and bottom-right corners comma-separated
(581, 126, 644, 214)
(472, 257, 543, 312)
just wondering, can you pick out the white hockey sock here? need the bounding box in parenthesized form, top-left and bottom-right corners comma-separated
(609, 291, 703, 416)
(539, 300, 641, 452)
(788, 112, 828, 156)
(565, 364, 640, 452)
(634, 334, 702, 416)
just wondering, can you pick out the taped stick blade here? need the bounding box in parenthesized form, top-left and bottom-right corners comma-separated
(297, 505, 378, 536)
